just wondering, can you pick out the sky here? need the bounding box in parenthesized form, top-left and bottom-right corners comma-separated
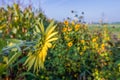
(40, 0, 120, 23)
(0, 0, 120, 23)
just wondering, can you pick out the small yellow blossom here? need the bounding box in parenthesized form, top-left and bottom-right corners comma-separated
(101, 43, 105, 50)
(67, 27, 72, 31)
(67, 41, 73, 47)
(64, 20, 68, 26)
(62, 27, 67, 32)
(92, 38, 97, 42)
(81, 40, 85, 44)
(75, 24, 80, 31)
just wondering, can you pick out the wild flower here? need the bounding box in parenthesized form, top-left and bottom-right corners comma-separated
(75, 24, 80, 31)
(64, 20, 69, 26)
(67, 27, 72, 31)
(92, 37, 98, 42)
(81, 40, 85, 44)
(62, 27, 67, 32)
(67, 41, 73, 47)
(101, 43, 105, 50)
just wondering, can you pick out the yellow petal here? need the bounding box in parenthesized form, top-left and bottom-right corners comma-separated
(45, 32, 58, 41)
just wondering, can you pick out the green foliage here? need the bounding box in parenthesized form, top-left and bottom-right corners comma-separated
(0, 3, 49, 79)
(38, 21, 120, 79)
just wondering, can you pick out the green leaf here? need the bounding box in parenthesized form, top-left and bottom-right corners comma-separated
(7, 39, 23, 43)
(7, 52, 22, 66)
(37, 20, 44, 34)
(35, 25, 40, 33)
(45, 20, 54, 34)
(27, 55, 36, 71)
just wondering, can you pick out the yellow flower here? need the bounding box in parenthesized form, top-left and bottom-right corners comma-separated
(64, 20, 68, 26)
(81, 40, 85, 44)
(67, 27, 72, 31)
(75, 24, 80, 31)
(101, 43, 105, 50)
(67, 41, 73, 47)
(92, 38, 97, 42)
(62, 27, 67, 32)
(92, 37, 98, 42)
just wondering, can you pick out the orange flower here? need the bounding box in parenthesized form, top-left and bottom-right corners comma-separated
(64, 20, 68, 26)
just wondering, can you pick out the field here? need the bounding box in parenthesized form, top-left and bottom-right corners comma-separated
(89, 24, 120, 33)
(89, 24, 120, 41)
(0, 4, 120, 80)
